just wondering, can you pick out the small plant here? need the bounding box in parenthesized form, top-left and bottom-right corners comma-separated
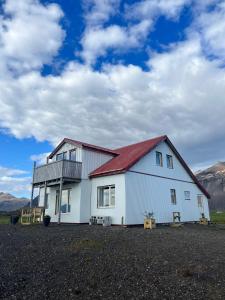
(144, 211, 154, 219)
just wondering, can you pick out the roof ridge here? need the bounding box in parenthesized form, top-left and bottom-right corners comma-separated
(114, 135, 167, 151)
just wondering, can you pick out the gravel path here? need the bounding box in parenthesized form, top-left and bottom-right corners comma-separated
(1, 224, 225, 299)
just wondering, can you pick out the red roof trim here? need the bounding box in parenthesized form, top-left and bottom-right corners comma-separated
(48, 138, 118, 159)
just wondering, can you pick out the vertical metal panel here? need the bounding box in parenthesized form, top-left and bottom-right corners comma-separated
(82, 149, 114, 179)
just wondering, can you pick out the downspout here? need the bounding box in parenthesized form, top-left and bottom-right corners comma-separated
(30, 161, 36, 208)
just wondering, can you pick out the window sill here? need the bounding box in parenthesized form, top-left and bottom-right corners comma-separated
(97, 206, 115, 209)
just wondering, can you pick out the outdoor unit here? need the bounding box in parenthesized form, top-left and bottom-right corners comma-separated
(97, 216, 104, 224)
(103, 216, 112, 227)
(89, 216, 97, 225)
(89, 216, 112, 226)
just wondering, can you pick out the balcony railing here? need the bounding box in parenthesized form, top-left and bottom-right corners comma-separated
(33, 160, 82, 185)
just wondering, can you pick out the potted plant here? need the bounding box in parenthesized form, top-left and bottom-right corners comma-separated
(11, 215, 19, 225)
(43, 215, 51, 227)
(144, 211, 156, 229)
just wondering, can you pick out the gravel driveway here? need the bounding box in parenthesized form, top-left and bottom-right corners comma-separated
(1, 224, 225, 299)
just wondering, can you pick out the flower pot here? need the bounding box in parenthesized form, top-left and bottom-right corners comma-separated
(11, 215, 19, 225)
(43, 215, 51, 227)
(144, 218, 156, 229)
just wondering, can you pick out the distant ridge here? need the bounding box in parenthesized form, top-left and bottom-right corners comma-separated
(196, 162, 225, 211)
(0, 192, 29, 212)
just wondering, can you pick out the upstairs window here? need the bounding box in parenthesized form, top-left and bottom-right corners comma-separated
(69, 149, 76, 161)
(166, 155, 173, 169)
(184, 191, 190, 200)
(170, 189, 177, 205)
(56, 152, 67, 161)
(197, 195, 203, 207)
(156, 151, 163, 166)
(97, 185, 115, 208)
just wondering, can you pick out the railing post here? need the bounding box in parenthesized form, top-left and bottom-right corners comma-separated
(58, 178, 63, 224)
(43, 181, 47, 210)
(30, 161, 36, 208)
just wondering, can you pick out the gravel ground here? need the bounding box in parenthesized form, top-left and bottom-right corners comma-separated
(1, 224, 225, 300)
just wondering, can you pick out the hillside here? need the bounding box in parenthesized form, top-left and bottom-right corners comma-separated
(0, 192, 29, 212)
(196, 162, 225, 211)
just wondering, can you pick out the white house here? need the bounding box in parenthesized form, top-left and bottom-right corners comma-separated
(33, 135, 210, 225)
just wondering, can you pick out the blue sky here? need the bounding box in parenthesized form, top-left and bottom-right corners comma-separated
(0, 0, 225, 197)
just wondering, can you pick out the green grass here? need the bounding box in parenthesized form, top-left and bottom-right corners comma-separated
(210, 211, 225, 224)
(0, 215, 11, 224)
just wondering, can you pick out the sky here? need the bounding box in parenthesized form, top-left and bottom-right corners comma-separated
(0, 0, 225, 198)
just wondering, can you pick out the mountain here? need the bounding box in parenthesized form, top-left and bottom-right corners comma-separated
(196, 162, 225, 211)
(0, 192, 30, 212)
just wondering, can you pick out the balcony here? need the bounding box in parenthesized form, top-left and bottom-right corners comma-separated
(33, 160, 82, 186)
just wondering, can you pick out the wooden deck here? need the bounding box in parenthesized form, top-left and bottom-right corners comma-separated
(33, 160, 82, 185)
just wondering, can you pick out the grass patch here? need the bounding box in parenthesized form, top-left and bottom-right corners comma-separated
(210, 211, 225, 224)
(0, 215, 11, 224)
(73, 239, 104, 251)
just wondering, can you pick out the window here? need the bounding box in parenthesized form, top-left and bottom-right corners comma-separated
(97, 185, 115, 208)
(156, 151, 163, 166)
(170, 189, 177, 205)
(56, 152, 67, 161)
(197, 195, 203, 208)
(61, 189, 71, 213)
(166, 155, 173, 169)
(55, 189, 71, 214)
(184, 191, 190, 200)
(69, 149, 76, 161)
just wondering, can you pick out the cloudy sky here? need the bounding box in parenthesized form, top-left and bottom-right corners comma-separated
(0, 0, 225, 197)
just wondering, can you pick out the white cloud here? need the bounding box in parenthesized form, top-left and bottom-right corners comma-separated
(83, 0, 120, 26)
(1, 36, 225, 168)
(81, 20, 152, 64)
(80, 0, 191, 64)
(125, 0, 191, 20)
(0, 165, 31, 196)
(0, 0, 65, 74)
(194, 1, 225, 61)
(30, 152, 51, 166)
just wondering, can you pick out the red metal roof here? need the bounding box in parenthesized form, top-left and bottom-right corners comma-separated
(89, 135, 210, 199)
(90, 135, 167, 177)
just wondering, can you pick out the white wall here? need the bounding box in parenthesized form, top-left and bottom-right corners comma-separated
(90, 174, 126, 225)
(81, 148, 114, 179)
(42, 183, 81, 223)
(125, 141, 210, 224)
(125, 171, 209, 225)
(80, 179, 92, 223)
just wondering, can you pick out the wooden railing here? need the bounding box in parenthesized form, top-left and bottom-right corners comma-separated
(33, 160, 82, 184)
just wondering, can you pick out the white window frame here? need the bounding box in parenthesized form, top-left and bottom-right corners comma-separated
(56, 151, 67, 161)
(156, 151, 163, 167)
(166, 154, 173, 169)
(184, 191, 191, 200)
(97, 185, 115, 208)
(170, 189, 177, 205)
(69, 149, 76, 161)
(55, 189, 71, 214)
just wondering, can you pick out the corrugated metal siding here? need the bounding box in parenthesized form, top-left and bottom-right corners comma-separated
(130, 141, 195, 182)
(90, 174, 126, 225)
(82, 149, 114, 179)
(125, 171, 210, 225)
